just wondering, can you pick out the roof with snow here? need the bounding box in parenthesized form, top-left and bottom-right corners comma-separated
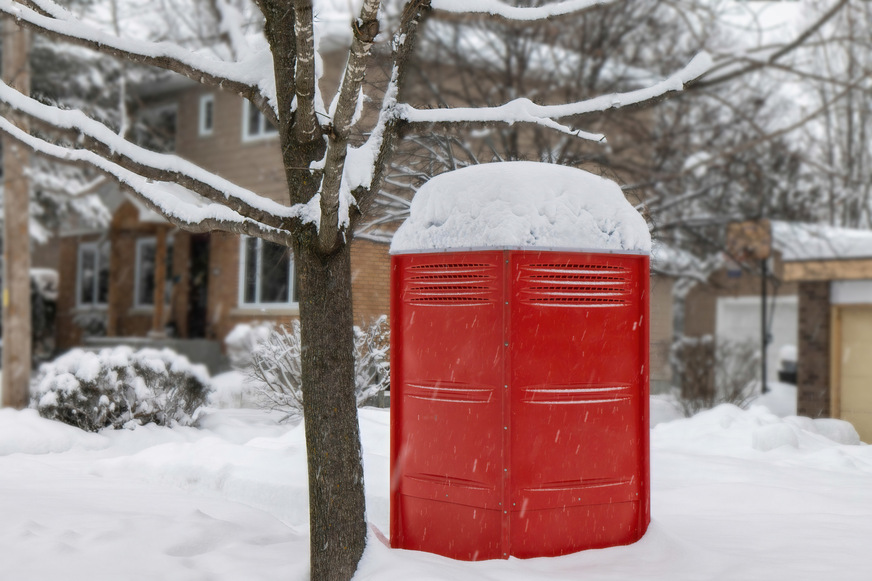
(772, 221, 872, 262)
(390, 162, 651, 254)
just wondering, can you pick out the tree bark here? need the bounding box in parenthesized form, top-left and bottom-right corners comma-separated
(1, 15, 31, 409)
(295, 239, 366, 581)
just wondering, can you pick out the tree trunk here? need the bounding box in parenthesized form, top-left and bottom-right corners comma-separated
(296, 239, 366, 581)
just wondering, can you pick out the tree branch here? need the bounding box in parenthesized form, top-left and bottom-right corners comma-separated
(692, 0, 849, 89)
(0, 80, 298, 229)
(430, 0, 620, 21)
(0, 115, 294, 245)
(316, 0, 381, 253)
(349, 0, 433, 235)
(292, 0, 319, 142)
(393, 51, 712, 132)
(0, 0, 277, 123)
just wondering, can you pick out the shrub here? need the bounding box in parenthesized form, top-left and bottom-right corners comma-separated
(33, 346, 212, 431)
(237, 316, 390, 420)
(671, 335, 759, 417)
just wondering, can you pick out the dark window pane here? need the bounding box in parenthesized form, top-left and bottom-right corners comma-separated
(137, 241, 156, 306)
(203, 99, 213, 131)
(247, 103, 261, 137)
(243, 237, 258, 304)
(80, 248, 95, 305)
(97, 243, 110, 304)
(259, 240, 289, 303)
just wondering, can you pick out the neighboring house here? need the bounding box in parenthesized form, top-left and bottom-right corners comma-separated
(54, 80, 390, 354)
(775, 222, 872, 442)
(681, 219, 872, 441)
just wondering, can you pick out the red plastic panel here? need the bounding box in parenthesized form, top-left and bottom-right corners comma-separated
(391, 253, 507, 560)
(509, 252, 649, 556)
(391, 250, 649, 561)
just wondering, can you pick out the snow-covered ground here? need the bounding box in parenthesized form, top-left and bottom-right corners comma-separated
(1, 376, 871, 580)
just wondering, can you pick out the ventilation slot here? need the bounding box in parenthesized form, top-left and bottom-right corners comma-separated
(405, 262, 498, 305)
(519, 263, 632, 306)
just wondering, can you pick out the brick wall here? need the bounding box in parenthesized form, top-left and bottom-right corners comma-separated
(55, 234, 91, 350)
(350, 239, 391, 326)
(205, 233, 391, 346)
(796, 281, 830, 418)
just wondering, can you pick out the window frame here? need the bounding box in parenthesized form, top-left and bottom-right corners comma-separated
(198, 93, 215, 137)
(241, 99, 278, 142)
(133, 237, 156, 308)
(237, 236, 297, 309)
(76, 241, 109, 308)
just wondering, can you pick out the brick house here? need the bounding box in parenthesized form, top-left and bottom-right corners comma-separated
(54, 80, 391, 355)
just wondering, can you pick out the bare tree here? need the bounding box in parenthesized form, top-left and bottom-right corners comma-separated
(792, 0, 872, 228)
(0, 0, 849, 578)
(366, 0, 853, 267)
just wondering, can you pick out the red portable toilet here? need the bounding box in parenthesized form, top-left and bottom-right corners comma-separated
(390, 162, 650, 561)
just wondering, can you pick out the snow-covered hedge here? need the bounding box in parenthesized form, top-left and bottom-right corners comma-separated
(231, 317, 390, 419)
(33, 347, 212, 431)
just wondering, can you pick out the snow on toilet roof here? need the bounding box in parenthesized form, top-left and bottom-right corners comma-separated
(390, 162, 651, 254)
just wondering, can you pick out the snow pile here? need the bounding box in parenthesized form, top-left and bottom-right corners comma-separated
(4, 398, 872, 579)
(33, 347, 212, 431)
(208, 370, 261, 409)
(0, 408, 108, 455)
(391, 162, 651, 253)
(654, 403, 860, 457)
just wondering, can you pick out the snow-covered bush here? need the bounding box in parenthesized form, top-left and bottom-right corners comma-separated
(224, 321, 275, 369)
(33, 346, 212, 431)
(240, 317, 390, 420)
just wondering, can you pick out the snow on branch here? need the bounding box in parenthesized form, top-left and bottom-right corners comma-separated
(430, 0, 618, 21)
(0, 115, 293, 246)
(393, 52, 714, 139)
(0, 0, 277, 121)
(0, 79, 299, 229)
(314, 0, 382, 252)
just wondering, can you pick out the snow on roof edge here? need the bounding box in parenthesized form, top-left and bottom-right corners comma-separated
(771, 220, 872, 262)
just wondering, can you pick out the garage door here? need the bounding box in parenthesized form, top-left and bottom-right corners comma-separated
(837, 306, 872, 442)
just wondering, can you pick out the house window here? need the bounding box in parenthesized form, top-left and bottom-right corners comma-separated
(239, 237, 297, 306)
(199, 94, 215, 136)
(242, 99, 278, 142)
(134, 237, 173, 308)
(77, 241, 109, 307)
